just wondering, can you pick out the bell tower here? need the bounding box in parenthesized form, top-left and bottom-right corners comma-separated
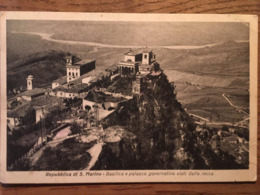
(27, 75, 34, 91)
(66, 53, 73, 66)
(142, 52, 150, 65)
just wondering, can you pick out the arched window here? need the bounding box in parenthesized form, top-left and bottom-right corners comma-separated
(69, 72, 71, 76)
(144, 54, 147, 59)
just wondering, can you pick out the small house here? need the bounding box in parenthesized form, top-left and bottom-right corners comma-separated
(17, 88, 47, 101)
(52, 76, 67, 89)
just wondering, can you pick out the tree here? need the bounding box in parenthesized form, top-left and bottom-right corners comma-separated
(70, 122, 81, 137)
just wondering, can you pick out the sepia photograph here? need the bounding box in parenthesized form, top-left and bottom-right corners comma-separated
(0, 12, 257, 183)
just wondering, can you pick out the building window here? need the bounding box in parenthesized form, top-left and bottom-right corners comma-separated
(60, 93, 62, 95)
(69, 72, 71, 76)
(144, 54, 147, 59)
(76, 72, 78, 76)
(72, 72, 75, 76)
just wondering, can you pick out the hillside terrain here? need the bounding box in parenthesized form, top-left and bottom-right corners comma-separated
(7, 32, 249, 125)
(7, 50, 67, 90)
(92, 73, 247, 169)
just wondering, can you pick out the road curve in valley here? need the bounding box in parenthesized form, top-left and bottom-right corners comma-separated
(11, 31, 248, 50)
(222, 94, 249, 115)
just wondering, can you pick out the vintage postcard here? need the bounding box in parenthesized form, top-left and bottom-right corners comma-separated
(0, 12, 258, 183)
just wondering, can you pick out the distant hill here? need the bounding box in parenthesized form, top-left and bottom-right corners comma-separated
(157, 41, 249, 88)
(8, 20, 249, 47)
(7, 51, 67, 90)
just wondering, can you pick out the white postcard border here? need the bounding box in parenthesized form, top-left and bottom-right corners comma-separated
(0, 12, 258, 184)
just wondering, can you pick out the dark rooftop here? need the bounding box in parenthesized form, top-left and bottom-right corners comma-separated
(74, 59, 95, 66)
(18, 88, 47, 97)
(53, 83, 88, 93)
(52, 76, 67, 84)
(67, 59, 95, 67)
(124, 49, 152, 56)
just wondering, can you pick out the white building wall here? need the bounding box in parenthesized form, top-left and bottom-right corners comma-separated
(56, 91, 65, 98)
(64, 92, 79, 99)
(67, 67, 81, 82)
(124, 55, 135, 62)
(142, 52, 150, 64)
(35, 109, 49, 123)
(82, 76, 92, 84)
(22, 95, 32, 101)
(52, 82, 60, 89)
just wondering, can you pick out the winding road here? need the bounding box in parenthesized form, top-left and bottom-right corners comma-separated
(222, 93, 249, 115)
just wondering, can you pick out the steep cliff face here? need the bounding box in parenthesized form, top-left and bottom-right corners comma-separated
(95, 73, 199, 170)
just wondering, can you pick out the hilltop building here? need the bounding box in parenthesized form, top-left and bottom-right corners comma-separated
(117, 49, 156, 76)
(66, 53, 96, 83)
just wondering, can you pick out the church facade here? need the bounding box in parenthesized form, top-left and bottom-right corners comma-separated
(117, 50, 161, 96)
(117, 49, 156, 76)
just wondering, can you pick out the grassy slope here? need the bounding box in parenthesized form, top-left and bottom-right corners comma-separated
(7, 50, 67, 90)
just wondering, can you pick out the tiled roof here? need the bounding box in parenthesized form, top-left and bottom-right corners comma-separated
(84, 90, 106, 103)
(74, 59, 95, 66)
(52, 76, 67, 84)
(18, 88, 47, 97)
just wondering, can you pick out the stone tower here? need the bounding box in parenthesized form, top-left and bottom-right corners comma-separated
(132, 72, 142, 95)
(142, 52, 150, 65)
(66, 53, 73, 66)
(26, 75, 34, 91)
